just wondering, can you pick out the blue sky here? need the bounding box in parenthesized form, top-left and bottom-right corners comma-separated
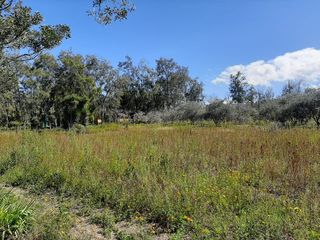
(25, 0, 320, 99)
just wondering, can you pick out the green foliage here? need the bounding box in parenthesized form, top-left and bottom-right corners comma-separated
(229, 72, 248, 104)
(258, 90, 320, 128)
(0, 0, 69, 129)
(0, 51, 205, 128)
(90, 0, 135, 24)
(0, 0, 70, 63)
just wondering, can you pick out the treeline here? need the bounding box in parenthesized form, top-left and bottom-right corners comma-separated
(1, 47, 320, 130)
(0, 52, 203, 129)
(2, 0, 320, 130)
(174, 89, 320, 128)
(166, 73, 320, 128)
(2, 50, 320, 130)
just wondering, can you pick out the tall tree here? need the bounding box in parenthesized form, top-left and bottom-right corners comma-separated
(185, 78, 204, 102)
(0, 62, 19, 128)
(282, 80, 303, 96)
(229, 71, 247, 103)
(118, 57, 156, 113)
(21, 54, 58, 128)
(85, 55, 123, 121)
(0, 0, 70, 128)
(155, 58, 200, 109)
(53, 52, 98, 129)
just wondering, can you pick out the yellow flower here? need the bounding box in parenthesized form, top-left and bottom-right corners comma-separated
(293, 207, 301, 212)
(182, 215, 193, 222)
(134, 216, 145, 221)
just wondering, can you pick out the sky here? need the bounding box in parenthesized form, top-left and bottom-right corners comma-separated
(24, 0, 320, 99)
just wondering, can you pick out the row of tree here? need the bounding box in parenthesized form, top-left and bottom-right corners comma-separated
(1, 0, 319, 129)
(1, 49, 320, 129)
(0, 52, 203, 129)
(162, 73, 320, 128)
(228, 72, 320, 128)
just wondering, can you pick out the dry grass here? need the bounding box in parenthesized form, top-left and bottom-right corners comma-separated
(0, 124, 319, 239)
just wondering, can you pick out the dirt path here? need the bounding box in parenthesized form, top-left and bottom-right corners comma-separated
(0, 184, 171, 240)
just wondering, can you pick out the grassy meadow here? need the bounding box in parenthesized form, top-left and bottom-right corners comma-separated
(0, 124, 319, 239)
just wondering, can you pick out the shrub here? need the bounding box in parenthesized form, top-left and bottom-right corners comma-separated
(70, 124, 87, 134)
(167, 102, 205, 122)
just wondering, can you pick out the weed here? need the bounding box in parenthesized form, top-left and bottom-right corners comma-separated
(0, 124, 319, 238)
(0, 190, 33, 239)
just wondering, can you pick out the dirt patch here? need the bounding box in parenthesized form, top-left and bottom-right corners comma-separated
(0, 184, 173, 240)
(70, 216, 107, 240)
(0, 184, 108, 240)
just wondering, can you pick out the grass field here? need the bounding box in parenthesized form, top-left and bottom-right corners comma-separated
(0, 124, 319, 239)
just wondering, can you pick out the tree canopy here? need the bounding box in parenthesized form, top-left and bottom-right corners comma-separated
(0, 0, 70, 63)
(0, 51, 204, 129)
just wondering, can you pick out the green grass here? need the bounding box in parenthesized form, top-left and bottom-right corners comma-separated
(0, 190, 33, 239)
(0, 124, 319, 239)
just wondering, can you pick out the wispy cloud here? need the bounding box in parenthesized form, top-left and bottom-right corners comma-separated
(213, 48, 320, 86)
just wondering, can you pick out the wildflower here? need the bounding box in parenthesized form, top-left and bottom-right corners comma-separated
(134, 216, 145, 221)
(293, 207, 301, 212)
(182, 215, 193, 222)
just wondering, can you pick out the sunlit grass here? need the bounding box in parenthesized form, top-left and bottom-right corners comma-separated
(0, 124, 319, 239)
(0, 190, 33, 239)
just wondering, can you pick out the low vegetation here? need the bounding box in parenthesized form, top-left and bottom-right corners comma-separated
(0, 124, 319, 239)
(0, 190, 32, 239)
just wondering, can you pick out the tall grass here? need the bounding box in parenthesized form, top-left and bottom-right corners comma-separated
(0, 124, 319, 239)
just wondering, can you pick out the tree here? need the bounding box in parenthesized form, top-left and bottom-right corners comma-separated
(53, 52, 98, 129)
(21, 54, 59, 128)
(0, 0, 70, 127)
(0, 56, 29, 128)
(245, 85, 257, 105)
(256, 87, 274, 105)
(118, 57, 156, 113)
(229, 72, 247, 103)
(303, 90, 320, 128)
(258, 100, 281, 122)
(0, 50, 205, 127)
(90, 0, 135, 24)
(85, 55, 123, 122)
(280, 96, 311, 126)
(282, 80, 303, 96)
(185, 79, 204, 102)
(0, 65, 19, 128)
(228, 72, 258, 104)
(0, 0, 70, 63)
(155, 58, 202, 110)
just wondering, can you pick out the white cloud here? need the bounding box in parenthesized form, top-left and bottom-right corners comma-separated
(213, 48, 320, 86)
